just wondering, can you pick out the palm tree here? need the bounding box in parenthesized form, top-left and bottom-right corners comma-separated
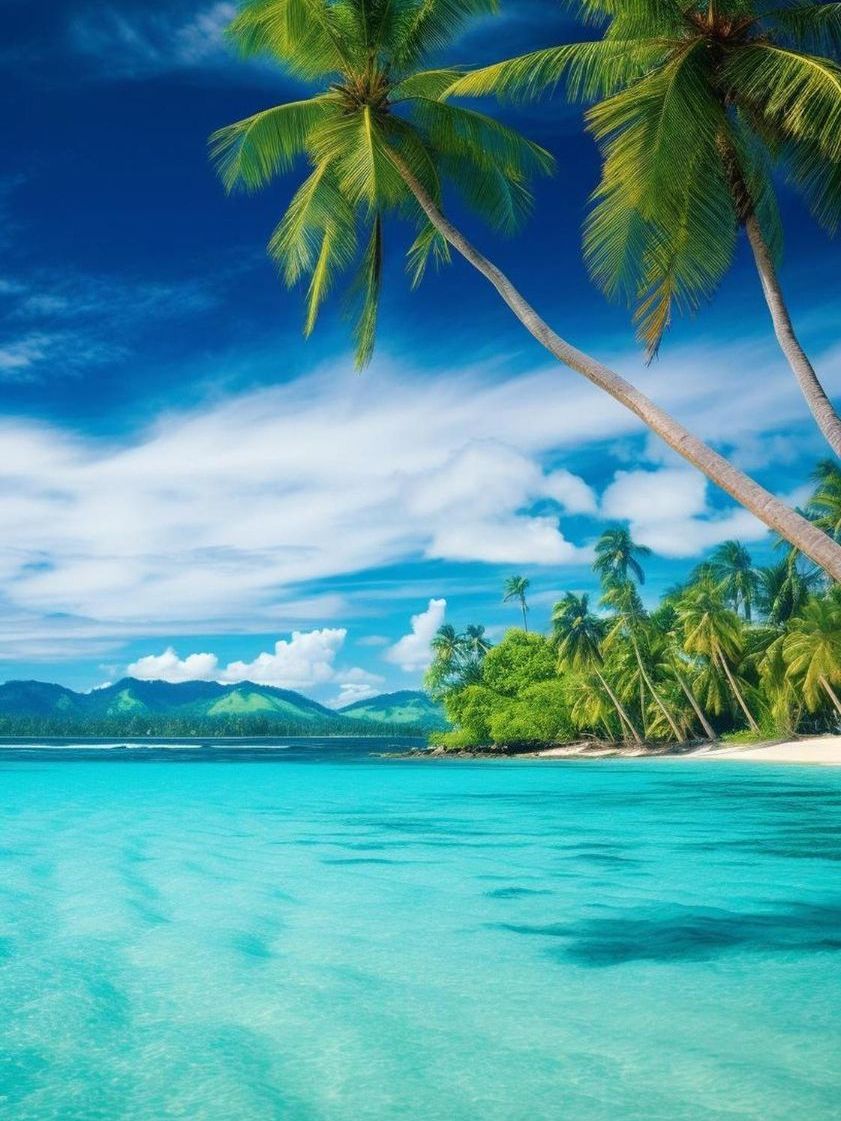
(601, 579, 684, 740)
(675, 577, 759, 731)
(784, 598, 841, 717)
(464, 623, 492, 658)
(808, 460, 841, 540)
(503, 575, 530, 631)
(552, 592, 642, 741)
(757, 555, 818, 624)
(708, 540, 758, 621)
(593, 526, 651, 585)
(450, 0, 841, 455)
(212, 0, 841, 578)
(660, 630, 718, 740)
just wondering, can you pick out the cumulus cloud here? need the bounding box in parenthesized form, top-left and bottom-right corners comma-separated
(126, 629, 384, 699)
(601, 468, 766, 557)
(385, 599, 447, 673)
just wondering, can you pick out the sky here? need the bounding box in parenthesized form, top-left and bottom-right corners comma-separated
(1, 0, 839, 704)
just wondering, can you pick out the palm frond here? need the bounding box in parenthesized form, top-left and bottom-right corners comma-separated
(447, 39, 671, 103)
(210, 97, 333, 192)
(268, 163, 356, 286)
(347, 212, 383, 366)
(227, 0, 351, 76)
(392, 68, 466, 101)
(393, 0, 498, 67)
(406, 222, 452, 287)
(769, 2, 841, 55)
(408, 98, 554, 177)
(783, 131, 841, 233)
(727, 44, 841, 160)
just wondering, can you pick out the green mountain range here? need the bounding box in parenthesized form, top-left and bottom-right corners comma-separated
(0, 679, 446, 737)
(339, 690, 449, 730)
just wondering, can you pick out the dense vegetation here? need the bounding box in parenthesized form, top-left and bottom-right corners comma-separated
(427, 463, 841, 752)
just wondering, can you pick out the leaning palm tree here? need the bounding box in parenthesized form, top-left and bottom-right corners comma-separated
(450, 0, 841, 455)
(552, 591, 642, 741)
(601, 579, 684, 739)
(593, 526, 651, 586)
(675, 577, 759, 731)
(503, 575, 531, 630)
(783, 597, 841, 717)
(212, 0, 841, 578)
(708, 540, 759, 621)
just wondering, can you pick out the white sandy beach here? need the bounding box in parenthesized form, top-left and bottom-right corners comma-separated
(533, 735, 841, 765)
(696, 736, 841, 765)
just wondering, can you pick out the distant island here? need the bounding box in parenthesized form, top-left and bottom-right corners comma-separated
(0, 680, 447, 738)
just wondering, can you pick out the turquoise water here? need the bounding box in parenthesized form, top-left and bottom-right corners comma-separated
(1, 742, 840, 1121)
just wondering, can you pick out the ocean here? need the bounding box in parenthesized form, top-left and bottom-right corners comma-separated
(1, 739, 839, 1120)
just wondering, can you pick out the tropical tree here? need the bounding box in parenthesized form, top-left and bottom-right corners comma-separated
(601, 578, 684, 739)
(709, 540, 759, 621)
(463, 623, 493, 658)
(783, 597, 841, 716)
(674, 577, 759, 731)
(552, 591, 642, 741)
(503, 575, 531, 630)
(757, 555, 817, 624)
(808, 459, 841, 540)
(450, 0, 841, 455)
(593, 526, 651, 585)
(213, 0, 841, 577)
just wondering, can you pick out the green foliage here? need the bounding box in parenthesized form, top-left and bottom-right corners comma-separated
(431, 510, 841, 750)
(448, 0, 841, 355)
(211, 0, 552, 366)
(481, 631, 556, 695)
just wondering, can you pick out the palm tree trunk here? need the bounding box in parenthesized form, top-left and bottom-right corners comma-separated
(716, 647, 759, 732)
(595, 668, 642, 744)
(520, 598, 528, 632)
(389, 153, 841, 580)
(631, 636, 683, 741)
(675, 673, 717, 741)
(819, 674, 841, 718)
(744, 215, 841, 458)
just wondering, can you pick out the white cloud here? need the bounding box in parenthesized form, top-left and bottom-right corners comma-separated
(0, 331, 833, 658)
(126, 629, 384, 698)
(72, 3, 238, 76)
(601, 468, 767, 557)
(385, 599, 447, 673)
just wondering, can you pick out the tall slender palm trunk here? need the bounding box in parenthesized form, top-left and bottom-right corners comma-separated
(819, 674, 841, 718)
(716, 647, 759, 732)
(520, 599, 528, 632)
(595, 668, 642, 744)
(630, 635, 683, 741)
(389, 153, 841, 580)
(744, 215, 841, 459)
(675, 673, 717, 741)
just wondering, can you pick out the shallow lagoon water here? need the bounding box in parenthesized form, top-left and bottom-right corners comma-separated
(1, 740, 839, 1120)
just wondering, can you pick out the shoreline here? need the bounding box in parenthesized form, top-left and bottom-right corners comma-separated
(413, 734, 841, 766)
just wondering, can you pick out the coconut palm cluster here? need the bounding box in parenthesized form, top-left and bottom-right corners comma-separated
(426, 462, 841, 748)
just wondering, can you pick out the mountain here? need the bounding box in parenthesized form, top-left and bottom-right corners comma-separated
(339, 690, 448, 730)
(0, 679, 441, 737)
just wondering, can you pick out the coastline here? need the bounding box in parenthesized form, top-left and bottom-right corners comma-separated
(414, 734, 841, 766)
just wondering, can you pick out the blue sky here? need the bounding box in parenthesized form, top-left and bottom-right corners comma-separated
(1, 0, 838, 702)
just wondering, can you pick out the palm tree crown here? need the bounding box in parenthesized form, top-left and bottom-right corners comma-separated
(451, 0, 841, 356)
(503, 575, 531, 629)
(211, 0, 552, 365)
(593, 526, 651, 586)
(709, 540, 759, 620)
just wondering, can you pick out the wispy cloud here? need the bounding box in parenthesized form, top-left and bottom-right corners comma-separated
(70, 2, 242, 78)
(0, 269, 218, 382)
(0, 332, 832, 659)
